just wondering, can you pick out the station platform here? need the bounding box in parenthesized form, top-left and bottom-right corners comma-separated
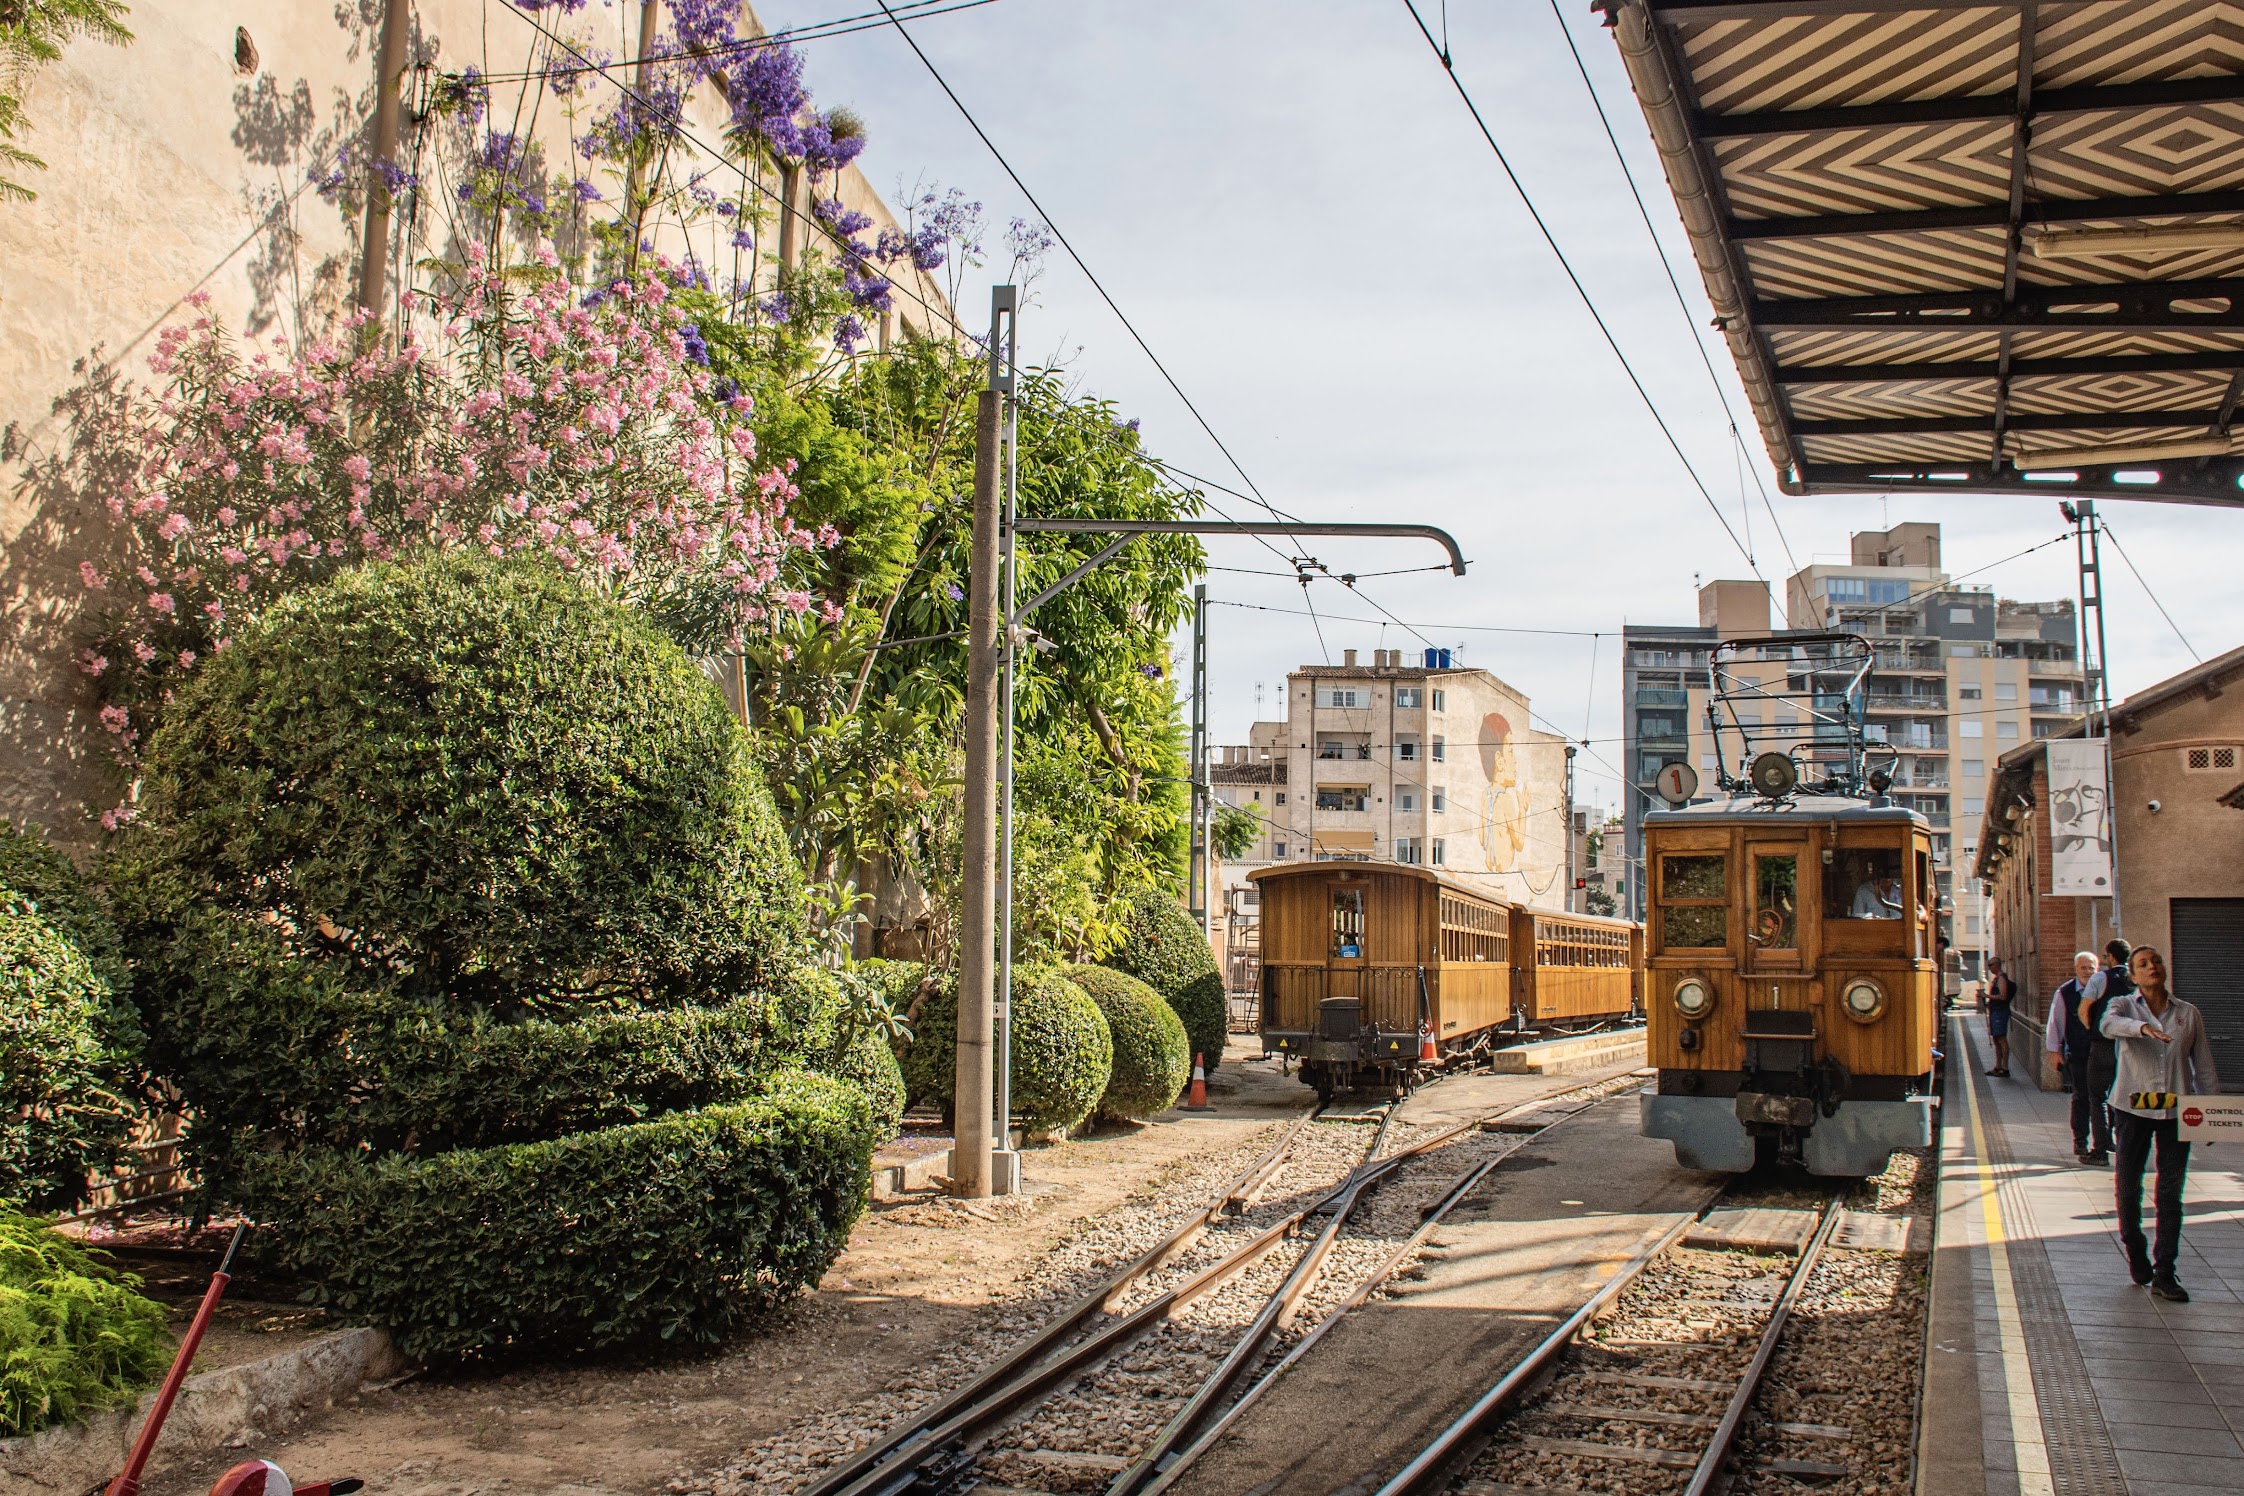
(1922, 1012, 2244, 1496)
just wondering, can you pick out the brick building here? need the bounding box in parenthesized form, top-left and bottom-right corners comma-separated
(1976, 644, 2244, 1090)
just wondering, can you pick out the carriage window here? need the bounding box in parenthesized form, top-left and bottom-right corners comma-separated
(1753, 855, 1798, 950)
(1331, 887, 1365, 958)
(1826, 848, 1904, 920)
(1659, 854, 1727, 949)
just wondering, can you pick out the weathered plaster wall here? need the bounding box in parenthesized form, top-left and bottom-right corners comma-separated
(1, 2, 948, 852)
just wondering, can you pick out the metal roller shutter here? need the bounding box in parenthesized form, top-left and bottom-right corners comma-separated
(2172, 899, 2244, 1093)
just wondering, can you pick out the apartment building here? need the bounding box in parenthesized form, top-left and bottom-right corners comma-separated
(1570, 807, 1628, 915)
(1620, 524, 2087, 977)
(1212, 646, 1572, 919)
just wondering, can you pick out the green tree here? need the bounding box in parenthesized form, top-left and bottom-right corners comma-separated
(0, 1, 131, 202)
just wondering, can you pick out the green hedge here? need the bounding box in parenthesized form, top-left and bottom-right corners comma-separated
(114, 551, 802, 1015)
(0, 904, 143, 1213)
(244, 1073, 875, 1360)
(0, 1210, 169, 1437)
(0, 824, 129, 999)
(1069, 966, 1189, 1121)
(902, 970, 1112, 1138)
(1104, 889, 1226, 1073)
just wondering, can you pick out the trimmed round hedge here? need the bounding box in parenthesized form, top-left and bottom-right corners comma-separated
(1068, 966, 1188, 1121)
(116, 550, 801, 1014)
(0, 1209, 169, 1437)
(902, 969, 1113, 1138)
(246, 1072, 873, 1360)
(1, 826, 143, 1212)
(1104, 888, 1227, 1074)
(108, 554, 871, 1356)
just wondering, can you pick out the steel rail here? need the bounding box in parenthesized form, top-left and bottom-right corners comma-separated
(1116, 1084, 1643, 1496)
(1133, 1153, 1505, 1496)
(795, 1110, 1315, 1496)
(1680, 1191, 1847, 1496)
(1372, 1207, 1713, 1495)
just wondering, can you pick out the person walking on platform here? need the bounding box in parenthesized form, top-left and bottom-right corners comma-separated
(2102, 946, 2220, 1302)
(2056, 951, 2112, 1164)
(1983, 955, 2017, 1077)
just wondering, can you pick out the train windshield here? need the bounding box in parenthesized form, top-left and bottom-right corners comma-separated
(1826, 847, 1905, 921)
(1659, 853, 1727, 949)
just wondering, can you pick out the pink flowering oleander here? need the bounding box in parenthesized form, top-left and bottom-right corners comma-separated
(82, 245, 832, 793)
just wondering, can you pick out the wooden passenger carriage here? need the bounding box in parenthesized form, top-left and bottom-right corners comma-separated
(1251, 863, 1639, 1097)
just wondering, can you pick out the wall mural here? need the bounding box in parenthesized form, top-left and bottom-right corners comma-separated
(1478, 711, 1526, 871)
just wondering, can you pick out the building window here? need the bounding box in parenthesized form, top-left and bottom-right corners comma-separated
(1949, 607, 1975, 624)
(1395, 687, 1421, 708)
(1431, 787, 1446, 812)
(1273, 842, 1288, 858)
(1997, 721, 2018, 739)
(1431, 736, 1446, 762)
(1398, 790, 1416, 811)
(1319, 740, 1343, 759)
(1958, 684, 1982, 700)
(1964, 797, 1985, 815)
(1960, 720, 1983, 738)
(1995, 681, 2018, 700)
(1962, 759, 1983, 777)
(1251, 790, 1261, 801)
(1700, 754, 1717, 770)
(1430, 689, 1446, 712)
(2185, 746, 2240, 772)
(1274, 791, 1287, 805)
(1315, 787, 1369, 812)
(1397, 739, 1420, 761)
(1431, 838, 1446, 866)
(1396, 838, 1421, 865)
(1950, 644, 1982, 658)
(1323, 688, 1362, 708)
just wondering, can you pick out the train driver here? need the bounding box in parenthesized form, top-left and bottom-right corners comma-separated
(1849, 873, 1903, 919)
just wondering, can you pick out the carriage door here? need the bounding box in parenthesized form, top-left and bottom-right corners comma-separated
(1743, 840, 1807, 979)
(1329, 884, 1366, 1000)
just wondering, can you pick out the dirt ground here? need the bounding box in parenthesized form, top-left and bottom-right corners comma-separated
(131, 1045, 1323, 1496)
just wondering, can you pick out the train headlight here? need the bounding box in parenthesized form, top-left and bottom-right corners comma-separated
(1673, 976, 1714, 1020)
(1841, 977, 1887, 1024)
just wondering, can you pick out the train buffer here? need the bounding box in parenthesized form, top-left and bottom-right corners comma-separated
(1921, 1011, 2244, 1496)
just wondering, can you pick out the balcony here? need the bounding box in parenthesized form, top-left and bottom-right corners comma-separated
(1867, 693, 1946, 713)
(2029, 658, 2082, 677)
(1635, 688, 1689, 709)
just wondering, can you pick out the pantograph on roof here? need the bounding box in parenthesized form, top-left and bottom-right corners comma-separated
(1600, 0, 2244, 508)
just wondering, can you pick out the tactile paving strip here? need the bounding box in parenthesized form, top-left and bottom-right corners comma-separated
(1971, 1061, 2130, 1496)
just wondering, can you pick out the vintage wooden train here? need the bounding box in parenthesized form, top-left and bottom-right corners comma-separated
(1251, 862, 1643, 1100)
(1638, 632, 1938, 1177)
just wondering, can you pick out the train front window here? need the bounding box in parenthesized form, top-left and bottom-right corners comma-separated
(1826, 847, 1904, 921)
(1659, 853, 1726, 949)
(1331, 887, 1365, 958)
(1753, 855, 1798, 950)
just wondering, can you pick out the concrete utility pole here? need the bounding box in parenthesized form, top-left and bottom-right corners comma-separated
(954, 286, 1018, 1199)
(355, 0, 414, 315)
(1190, 582, 1210, 937)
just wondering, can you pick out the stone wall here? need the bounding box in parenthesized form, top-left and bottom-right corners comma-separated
(1, 1, 948, 853)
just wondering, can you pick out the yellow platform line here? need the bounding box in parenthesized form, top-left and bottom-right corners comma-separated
(1957, 1014, 2054, 1496)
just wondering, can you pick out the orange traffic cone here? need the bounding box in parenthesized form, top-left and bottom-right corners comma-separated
(1182, 1052, 1214, 1111)
(1420, 1025, 1440, 1064)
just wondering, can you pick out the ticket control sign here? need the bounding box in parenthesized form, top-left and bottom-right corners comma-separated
(2179, 1097, 2244, 1142)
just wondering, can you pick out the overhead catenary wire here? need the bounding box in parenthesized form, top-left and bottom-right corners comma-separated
(1541, 0, 1800, 581)
(465, 0, 999, 86)
(1397, 0, 1770, 599)
(2099, 524, 2200, 662)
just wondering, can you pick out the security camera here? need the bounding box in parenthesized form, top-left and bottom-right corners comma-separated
(2147, 799, 2162, 814)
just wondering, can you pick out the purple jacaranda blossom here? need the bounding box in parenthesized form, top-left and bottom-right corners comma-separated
(572, 177, 602, 203)
(678, 323, 711, 365)
(813, 198, 874, 237)
(834, 315, 866, 354)
(945, 582, 964, 601)
(842, 268, 892, 314)
(731, 228, 755, 251)
(726, 43, 808, 149)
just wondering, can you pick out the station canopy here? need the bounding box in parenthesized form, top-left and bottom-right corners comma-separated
(1601, 1, 2244, 508)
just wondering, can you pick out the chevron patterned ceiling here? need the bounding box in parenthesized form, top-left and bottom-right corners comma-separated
(1603, 0, 2244, 507)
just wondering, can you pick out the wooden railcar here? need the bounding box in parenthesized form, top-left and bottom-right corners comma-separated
(1251, 863, 1638, 1099)
(1640, 799, 1938, 1177)
(1513, 908, 1644, 1029)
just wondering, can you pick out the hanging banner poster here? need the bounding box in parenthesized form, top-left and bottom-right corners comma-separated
(2048, 739, 2113, 895)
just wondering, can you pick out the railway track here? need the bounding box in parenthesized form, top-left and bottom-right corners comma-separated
(795, 1071, 1643, 1496)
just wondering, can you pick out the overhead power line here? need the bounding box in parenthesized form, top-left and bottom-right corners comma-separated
(1541, 0, 1800, 581)
(2100, 525, 2200, 662)
(1396, 0, 1768, 596)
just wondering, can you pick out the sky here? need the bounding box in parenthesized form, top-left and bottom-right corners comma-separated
(757, 0, 2244, 819)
